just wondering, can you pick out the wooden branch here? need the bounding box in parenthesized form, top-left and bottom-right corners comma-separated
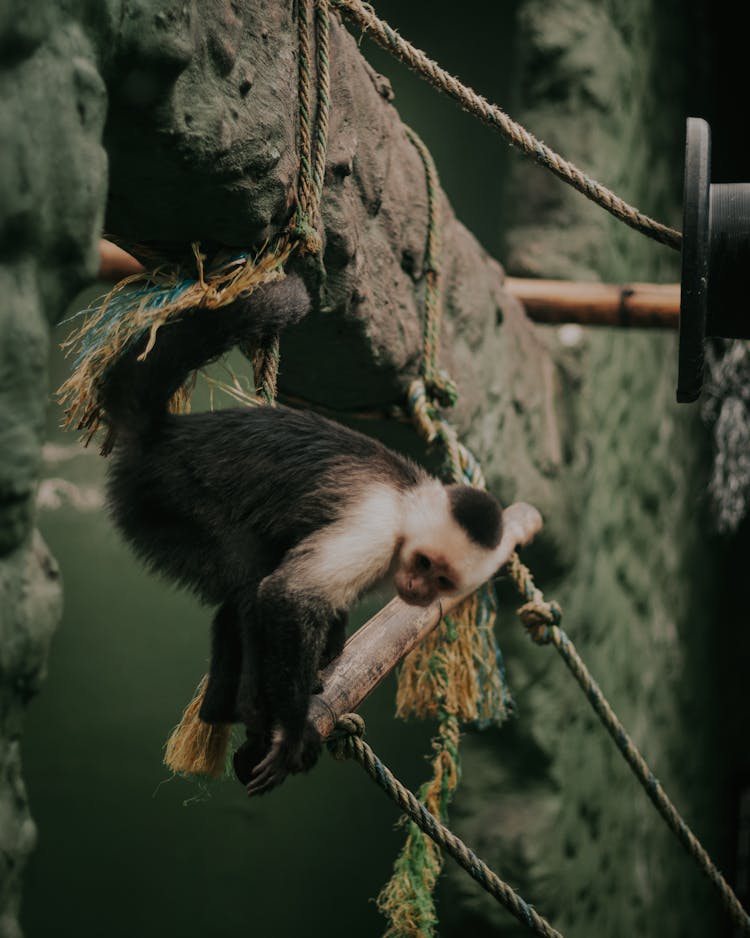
(98, 239, 144, 280)
(95, 243, 680, 332)
(309, 501, 543, 739)
(506, 277, 680, 329)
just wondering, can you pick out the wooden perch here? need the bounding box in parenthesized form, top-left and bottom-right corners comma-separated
(98, 239, 144, 280)
(308, 501, 543, 739)
(506, 277, 680, 329)
(96, 242, 679, 331)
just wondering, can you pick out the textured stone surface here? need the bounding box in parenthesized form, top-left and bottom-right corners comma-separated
(0, 3, 107, 934)
(441, 2, 727, 935)
(2, 2, 570, 932)
(100, 4, 571, 561)
(3, 1, 731, 935)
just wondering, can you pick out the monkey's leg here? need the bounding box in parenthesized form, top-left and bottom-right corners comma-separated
(320, 611, 348, 668)
(311, 611, 348, 694)
(199, 602, 242, 724)
(231, 588, 274, 786)
(245, 579, 329, 795)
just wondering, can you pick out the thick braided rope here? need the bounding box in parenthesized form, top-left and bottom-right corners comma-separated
(331, 0, 681, 252)
(292, 0, 329, 254)
(404, 127, 457, 408)
(294, 0, 316, 243)
(312, 0, 331, 208)
(329, 715, 564, 938)
(258, 0, 330, 399)
(249, 337, 281, 404)
(506, 553, 750, 935)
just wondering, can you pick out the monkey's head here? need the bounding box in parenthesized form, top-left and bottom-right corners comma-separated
(394, 483, 504, 607)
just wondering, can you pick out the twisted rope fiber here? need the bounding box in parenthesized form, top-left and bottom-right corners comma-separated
(295, 0, 315, 234)
(507, 553, 750, 935)
(312, 0, 331, 208)
(256, 0, 330, 399)
(331, 0, 681, 252)
(403, 127, 457, 408)
(249, 336, 281, 404)
(329, 715, 564, 938)
(381, 129, 511, 937)
(293, 0, 330, 253)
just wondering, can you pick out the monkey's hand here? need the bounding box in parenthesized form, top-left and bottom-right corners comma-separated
(244, 722, 321, 797)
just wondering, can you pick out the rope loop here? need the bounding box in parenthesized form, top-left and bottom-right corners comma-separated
(289, 216, 323, 255)
(422, 367, 459, 408)
(327, 713, 366, 760)
(407, 377, 440, 443)
(517, 600, 562, 645)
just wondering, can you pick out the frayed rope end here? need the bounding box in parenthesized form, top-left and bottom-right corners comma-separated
(164, 674, 232, 779)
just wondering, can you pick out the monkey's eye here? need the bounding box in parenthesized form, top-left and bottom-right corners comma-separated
(437, 576, 454, 591)
(415, 553, 431, 572)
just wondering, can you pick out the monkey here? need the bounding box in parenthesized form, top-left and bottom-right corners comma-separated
(99, 271, 506, 796)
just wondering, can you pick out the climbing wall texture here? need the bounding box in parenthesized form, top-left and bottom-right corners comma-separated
(0, 3, 107, 935)
(2, 1, 732, 936)
(441, 2, 728, 936)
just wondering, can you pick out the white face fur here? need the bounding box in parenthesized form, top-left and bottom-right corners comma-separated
(280, 479, 501, 611)
(394, 482, 501, 606)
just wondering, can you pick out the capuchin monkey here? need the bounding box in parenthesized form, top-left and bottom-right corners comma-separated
(101, 272, 505, 796)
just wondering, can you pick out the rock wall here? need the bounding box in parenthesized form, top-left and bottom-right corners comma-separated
(0, 3, 107, 935)
(441, 2, 729, 935)
(1, 1, 733, 935)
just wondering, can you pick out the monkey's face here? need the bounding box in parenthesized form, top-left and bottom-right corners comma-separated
(394, 549, 458, 607)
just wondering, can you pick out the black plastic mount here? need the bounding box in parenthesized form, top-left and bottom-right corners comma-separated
(678, 118, 750, 402)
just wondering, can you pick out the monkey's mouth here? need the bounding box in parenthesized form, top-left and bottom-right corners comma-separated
(396, 588, 434, 608)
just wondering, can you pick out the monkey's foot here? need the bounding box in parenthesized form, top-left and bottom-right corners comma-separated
(244, 723, 321, 797)
(232, 732, 270, 786)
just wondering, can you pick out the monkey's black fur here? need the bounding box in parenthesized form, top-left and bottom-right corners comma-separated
(447, 485, 503, 549)
(102, 273, 426, 792)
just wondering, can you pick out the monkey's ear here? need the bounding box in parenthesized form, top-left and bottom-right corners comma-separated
(491, 503, 544, 572)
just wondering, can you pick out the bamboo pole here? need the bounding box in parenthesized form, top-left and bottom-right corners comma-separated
(309, 501, 543, 738)
(505, 277, 680, 329)
(97, 241, 680, 331)
(98, 239, 144, 280)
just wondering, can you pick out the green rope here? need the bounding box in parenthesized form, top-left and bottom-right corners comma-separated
(403, 127, 458, 408)
(329, 714, 564, 938)
(291, 0, 330, 255)
(331, 0, 681, 251)
(379, 127, 513, 938)
(252, 0, 331, 399)
(505, 552, 750, 936)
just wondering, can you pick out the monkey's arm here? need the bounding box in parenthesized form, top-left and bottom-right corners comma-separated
(245, 518, 399, 795)
(246, 576, 332, 795)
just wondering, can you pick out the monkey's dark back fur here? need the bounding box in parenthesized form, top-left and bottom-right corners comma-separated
(107, 404, 424, 605)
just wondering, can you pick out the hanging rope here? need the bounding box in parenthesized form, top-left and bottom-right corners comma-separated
(378, 126, 514, 938)
(158, 1, 331, 777)
(60, 0, 332, 439)
(505, 552, 750, 935)
(329, 714, 564, 938)
(330, 0, 681, 252)
(252, 0, 331, 399)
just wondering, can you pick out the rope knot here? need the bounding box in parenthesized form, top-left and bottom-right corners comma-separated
(407, 378, 440, 443)
(327, 713, 366, 761)
(289, 216, 323, 255)
(423, 367, 459, 408)
(517, 600, 561, 644)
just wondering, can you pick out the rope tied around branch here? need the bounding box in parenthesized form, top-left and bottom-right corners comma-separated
(507, 551, 562, 644)
(378, 125, 514, 938)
